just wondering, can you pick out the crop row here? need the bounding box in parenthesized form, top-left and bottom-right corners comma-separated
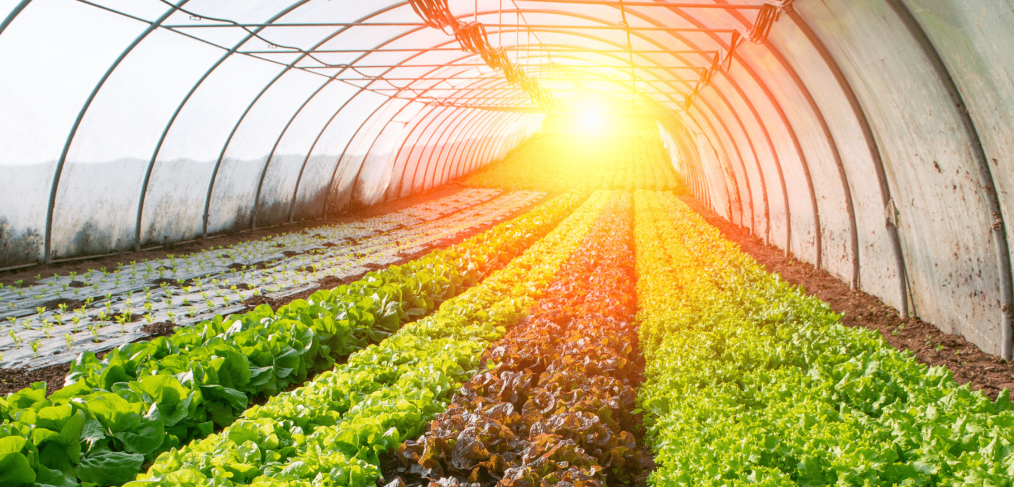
(634, 190, 1014, 486)
(388, 191, 643, 487)
(1, 189, 544, 370)
(126, 191, 614, 487)
(0, 192, 577, 487)
(464, 121, 680, 193)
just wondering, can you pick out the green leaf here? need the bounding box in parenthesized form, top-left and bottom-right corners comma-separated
(77, 448, 145, 486)
(199, 384, 248, 411)
(83, 393, 141, 434)
(0, 451, 36, 486)
(5, 382, 48, 410)
(113, 404, 164, 456)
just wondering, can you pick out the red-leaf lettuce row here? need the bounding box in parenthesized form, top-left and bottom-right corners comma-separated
(390, 192, 645, 487)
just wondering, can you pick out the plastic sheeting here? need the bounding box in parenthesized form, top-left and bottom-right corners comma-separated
(2, 0, 1014, 359)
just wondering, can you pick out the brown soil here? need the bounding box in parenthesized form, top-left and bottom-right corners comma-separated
(0, 190, 553, 397)
(0, 349, 112, 397)
(0, 184, 470, 286)
(679, 195, 1014, 402)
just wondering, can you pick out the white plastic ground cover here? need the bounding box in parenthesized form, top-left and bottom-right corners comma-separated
(0, 188, 546, 369)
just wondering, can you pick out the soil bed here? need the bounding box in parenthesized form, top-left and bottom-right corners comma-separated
(0, 190, 554, 397)
(679, 194, 1014, 401)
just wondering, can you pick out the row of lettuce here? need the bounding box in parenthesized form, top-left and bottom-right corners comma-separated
(390, 191, 644, 486)
(126, 191, 613, 486)
(634, 190, 1014, 486)
(0, 192, 583, 487)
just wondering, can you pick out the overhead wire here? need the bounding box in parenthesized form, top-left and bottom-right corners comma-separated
(683, 0, 793, 111)
(407, 0, 555, 109)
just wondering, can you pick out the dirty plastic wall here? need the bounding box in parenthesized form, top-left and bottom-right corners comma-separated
(643, 0, 1014, 360)
(2, 0, 1013, 360)
(0, 0, 543, 269)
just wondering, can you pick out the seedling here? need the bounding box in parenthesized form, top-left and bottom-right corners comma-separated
(30, 339, 41, 358)
(9, 330, 22, 348)
(65, 334, 73, 348)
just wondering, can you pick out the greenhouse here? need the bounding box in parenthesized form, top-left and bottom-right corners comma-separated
(1, 0, 1012, 486)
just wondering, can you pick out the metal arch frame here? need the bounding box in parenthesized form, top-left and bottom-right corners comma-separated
(340, 29, 705, 175)
(695, 81, 770, 243)
(686, 107, 740, 223)
(0, 0, 30, 36)
(274, 32, 509, 221)
(674, 110, 733, 216)
(435, 108, 489, 184)
(405, 107, 466, 193)
(43, 0, 189, 263)
(334, 98, 427, 211)
(326, 82, 495, 215)
(473, 9, 789, 237)
(35, 1, 807, 266)
(714, 0, 853, 277)
(412, 107, 479, 189)
(315, 5, 733, 188)
(885, 0, 1013, 359)
(419, 107, 482, 190)
(325, 72, 519, 215)
(670, 119, 711, 203)
(461, 112, 517, 178)
(667, 121, 709, 204)
(442, 109, 495, 182)
(785, 10, 910, 310)
(287, 88, 377, 225)
(452, 111, 515, 183)
(445, 109, 527, 183)
(250, 79, 350, 230)
(419, 97, 536, 191)
(422, 106, 493, 190)
(325, 26, 697, 209)
(469, 114, 521, 178)
(693, 93, 754, 233)
(385, 105, 454, 200)
(541, 1, 802, 262)
(349, 81, 509, 210)
(389, 36, 713, 186)
(133, 1, 316, 251)
(485, 115, 531, 177)
(639, 6, 807, 263)
(475, 113, 529, 173)
(492, 115, 546, 177)
(200, 5, 723, 229)
(204, 1, 414, 237)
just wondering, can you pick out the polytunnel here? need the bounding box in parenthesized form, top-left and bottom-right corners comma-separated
(2, 0, 1013, 360)
(4, 1, 1014, 486)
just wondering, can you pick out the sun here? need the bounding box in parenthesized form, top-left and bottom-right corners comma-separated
(580, 104, 603, 131)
